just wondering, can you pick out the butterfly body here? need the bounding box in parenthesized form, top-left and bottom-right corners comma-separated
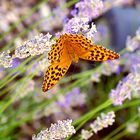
(42, 34, 119, 92)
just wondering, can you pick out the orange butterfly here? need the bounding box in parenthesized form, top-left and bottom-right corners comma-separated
(42, 34, 119, 92)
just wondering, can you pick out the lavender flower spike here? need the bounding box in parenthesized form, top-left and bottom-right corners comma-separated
(110, 64, 140, 106)
(15, 33, 55, 59)
(75, 0, 103, 19)
(63, 17, 90, 34)
(90, 111, 115, 133)
(0, 50, 13, 68)
(81, 129, 93, 140)
(32, 119, 75, 140)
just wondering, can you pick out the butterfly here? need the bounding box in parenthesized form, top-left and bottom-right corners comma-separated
(42, 34, 119, 92)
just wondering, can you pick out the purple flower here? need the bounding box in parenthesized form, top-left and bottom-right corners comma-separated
(57, 87, 86, 108)
(15, 33, 54, 58)
(0, 50, 13, 68)
(123, 52, 140, 72)
(85, 23, 97, 40)
(136, 26, 140, 39)
(126, 27, 140, 52)
(70, 8, 78, 17)
(130, 64, 140, 74)
(90, 111, 115, 133)
(32, 119, 75, 140)
(62, 17, 97, 41)
(101, 60, 120, 76)
(126, 36, 140, 52)
(75, 0, 103, 19)
(63, 17, 90, 34)
(12, 58, 20, 68)
(81, 129, 93, 140)
(109, 64, 140, 106)
(91, 72, 101, 82)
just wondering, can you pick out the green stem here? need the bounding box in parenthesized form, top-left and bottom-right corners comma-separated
(111, 130, 128, 140)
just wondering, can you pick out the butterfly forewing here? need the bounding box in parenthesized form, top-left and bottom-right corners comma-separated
(42, 38, 72, 92)
(48, 37, 64, 63)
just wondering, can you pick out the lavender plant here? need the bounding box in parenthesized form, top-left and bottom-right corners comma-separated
(0, 0, 140, 140)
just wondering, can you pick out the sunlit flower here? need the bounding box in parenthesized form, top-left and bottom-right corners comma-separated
(15, 33, 54, 58)
(126, 27, 140, 52)
(123, 52, 140, 72)
(136, 26, 140, 39)
(85, 23, 97, 40)
(90, 111, 115, 133)
(81, 129, 93, 140)
(101, 60, 120, 76)
(63, 17, 97, 41)
(0, 33, 55, 68)
(75, 0, 103, 19)
(63, 17, 90, 34)
(39, 4, 51, 18)
(126, 36, 140, 52)
(0, 50, 13, 68)
(126, 122, 138, 134)
(91, 72, 101, 82)
(110, 64, 140, 106)
(32, 119, 76, 140)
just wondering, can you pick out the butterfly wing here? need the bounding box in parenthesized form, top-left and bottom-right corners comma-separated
(76, 44, 119, 61)
(42, 37, 72, 92)
(42, 34, 119, 92)
(69, 34, 119, 61)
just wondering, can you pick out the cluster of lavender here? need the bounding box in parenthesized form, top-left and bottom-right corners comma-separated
(71, 0, 133, 19)
(110, 64, 140, 106)
(0, 33, 54, 68)
(0, 0, 139, 139)
(81, 111, 115, 139)
(109, 27, 140, 106)
(32, 119, 75, 140)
